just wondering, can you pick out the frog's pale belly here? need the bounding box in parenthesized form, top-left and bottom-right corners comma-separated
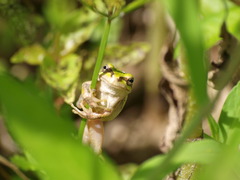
(97, 80, 127, 108)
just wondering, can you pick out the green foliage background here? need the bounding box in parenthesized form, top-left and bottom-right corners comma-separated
(0, 0, 240, 179)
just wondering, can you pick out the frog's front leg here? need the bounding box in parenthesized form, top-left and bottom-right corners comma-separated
(72, 103, 112, 120)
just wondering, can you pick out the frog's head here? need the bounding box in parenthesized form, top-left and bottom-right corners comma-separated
(99, 64, 134, 92)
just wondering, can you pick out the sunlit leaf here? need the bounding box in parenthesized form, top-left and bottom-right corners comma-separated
(218, 82, 240, 144)
(197, 82, 240, 180)
(131, 140, 221, 180)
(201, 0, 240, 48)
(207, 115, 220, 141)
(198, 133, 240, 180)
(227, 5, 240, 40)
(10, 44, 46, 65)
(174, 140, 221, 164)
(41, 53, 82, 103)
(60, 8, 99, 56)
(0, 73, 120, 180)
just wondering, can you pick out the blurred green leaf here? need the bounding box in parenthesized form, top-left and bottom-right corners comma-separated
(198, 82, 240, 179)
(174, 140, 221, 164)
(104, 42, 150, 67)
(218, 82, 240, 144)
(131, 140, 221, 180)
(122, 0, 150, 14)
(10, 44, 46, 65)
(11, 155, 38, 172)
(43, 0, 75, 29)
(80, 42, 150, 83)
(103, 0, 125, 17)
(163, 0, 208, 106)
(41, 54, 82, 103)
(118, 163, 138, 180)
(83, 42, 150, 69)
(0, 73, 120, 180)
(227, 5, 240, 40)
(81, 0, 125, 18)
(60, 8, 99, 56)
(131, 155, 166, 180)
(201, 0, 240, 48)
(201, 0, 225, 48)
(81, 0, 108, 16)
(198, 132, 240, 180)
(207, 115, 220, 141)
(90, 18, 123, 43)
(0, 59, 7, 73)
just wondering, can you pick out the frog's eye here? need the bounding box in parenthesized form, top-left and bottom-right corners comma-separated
(102, 65, 113, 73)
(126, 77, 134, 86)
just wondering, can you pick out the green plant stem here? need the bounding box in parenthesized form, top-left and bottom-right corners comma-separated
(78, 118, 87, 140)
(91, 18, 112, 89)
(78, 18, 112, 140)
(122, 0, 150, 14)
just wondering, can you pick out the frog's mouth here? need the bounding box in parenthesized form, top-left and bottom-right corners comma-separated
(100, 76, 132, 92)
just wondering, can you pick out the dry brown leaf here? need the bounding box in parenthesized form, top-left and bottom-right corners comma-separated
(208, 22, 239, 89)
(159, 43, 188, 152)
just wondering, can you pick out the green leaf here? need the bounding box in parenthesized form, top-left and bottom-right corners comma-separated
(60, 8, 99, 56)
(218, 82, 240, 144)
(11, 154, 38, 172)
(118, 163, 138, 180)
(227, 5, 240, 40)
(104, 42, 150, 67)
(82, 42, 150, 71)
(131, 155, 166, 180)
(198, 133, 240, 180)
(174, 140, 221, 164)
(163, 0, 208, 106)
(201, 0, 240, 48)
(41, 53, 82, 103)
(11, 44, 46, 65)
(123, 0, 150, 14)
(201, 0, 225, 48)
(207, 115, 220, 141)
(0, 73, 120, 180)
(131, 140, 221, 180)
(43, 0, 75, 29)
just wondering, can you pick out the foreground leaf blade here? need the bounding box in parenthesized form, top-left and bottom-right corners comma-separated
(218, 82, 240, 144)
(131, 140, 221, 180)
(0, 73, 120, 180)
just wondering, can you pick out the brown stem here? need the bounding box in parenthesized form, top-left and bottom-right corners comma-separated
(0, 155, 30, 180)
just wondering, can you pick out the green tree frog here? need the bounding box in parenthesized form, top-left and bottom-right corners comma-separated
(72, 64, 134, 153)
